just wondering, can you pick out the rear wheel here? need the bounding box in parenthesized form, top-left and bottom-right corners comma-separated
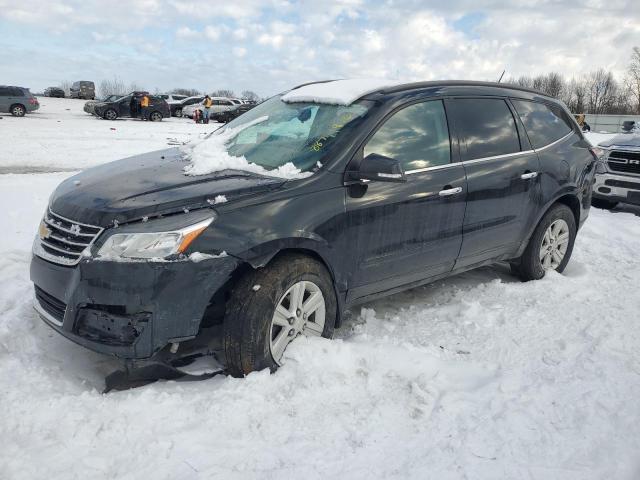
(223, 253, 336, 377)
(512, 203, 576, 281)
(149, 111, 163, 122)
(10, 104, 26, 117)
(103, 109, 118, 120)
(174, 107, 183, 117)
(591, 198, 618, 210)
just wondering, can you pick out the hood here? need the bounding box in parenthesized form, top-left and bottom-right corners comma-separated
(50, 148, 285, 227)
(598, 134, 640, 149)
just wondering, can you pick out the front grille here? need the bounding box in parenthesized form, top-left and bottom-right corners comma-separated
(608, 150, 640, 175)
(35, 286, 66, 324)
(38, 210, 103, 266)
(604, 179, 640, 191)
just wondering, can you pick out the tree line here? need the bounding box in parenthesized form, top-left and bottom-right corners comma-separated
(506, 47, 640, 115)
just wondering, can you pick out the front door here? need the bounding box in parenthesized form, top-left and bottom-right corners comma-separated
(446, 97, 541, 267)
(344, 99, 467, 302)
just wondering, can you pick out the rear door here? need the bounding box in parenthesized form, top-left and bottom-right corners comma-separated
(447, 97, 541, 268)
(345, 99, 467, 301)
(0, 87, 11, 112)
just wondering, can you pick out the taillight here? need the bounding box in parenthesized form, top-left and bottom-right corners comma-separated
(29, 98, 38, 105)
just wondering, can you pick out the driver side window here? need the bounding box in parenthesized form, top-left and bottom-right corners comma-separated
(364, 100, 451, 172)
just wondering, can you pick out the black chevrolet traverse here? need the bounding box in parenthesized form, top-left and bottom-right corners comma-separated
(31, 80, 596, 378)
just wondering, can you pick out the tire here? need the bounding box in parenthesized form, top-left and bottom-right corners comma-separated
(223, 253, 336, 377)
(512, 203, 576, 281)
(103, 109, 118, 121)
(10, 104, 26, 117)
(591, 198, 618, 210)
(174, 108, 182, 117)
(149, 111, 163, 122)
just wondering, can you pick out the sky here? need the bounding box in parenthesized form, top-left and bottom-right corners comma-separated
(0, 0, 638, 97)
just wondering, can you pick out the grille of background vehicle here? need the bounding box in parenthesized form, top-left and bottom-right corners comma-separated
(39, 210, 103, 266)
(608, 150, 640, 175)
(34, 286, 66, 324)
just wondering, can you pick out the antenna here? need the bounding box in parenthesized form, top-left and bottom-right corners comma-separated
(497, 70, 506, 83)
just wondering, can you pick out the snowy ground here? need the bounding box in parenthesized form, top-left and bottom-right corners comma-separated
(1, 101, 640, 480)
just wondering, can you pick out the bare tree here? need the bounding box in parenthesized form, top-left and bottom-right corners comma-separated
(241, 90, 260, 102)
(171, 88, 201, 97)
(585, 69, 618, 114)
(211, 89, 235, 98)
(98, 76, 127, 97)
(624, 46, 640, 114)
(59, 80, 71, 96)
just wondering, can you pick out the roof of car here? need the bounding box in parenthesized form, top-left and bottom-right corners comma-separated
(287, 79, 551, 106)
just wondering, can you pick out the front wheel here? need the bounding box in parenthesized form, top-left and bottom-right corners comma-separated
(174, 107, 183, 117)
(103, 109, 118, 120)
(512, 203, 576, 281)
(223, 253, 336, 377)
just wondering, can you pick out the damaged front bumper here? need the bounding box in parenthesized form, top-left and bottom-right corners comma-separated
(30, 252, 239, 359)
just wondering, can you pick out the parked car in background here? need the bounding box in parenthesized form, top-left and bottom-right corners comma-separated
(30, 79, 596, 378)
(592, 134, 640, 209)
(44, 87, 65, 98)
(172, 95, 204, 117)
(0, 85, 39, 116)
(160, 94, 188, 105)
(70, 81, 95, 100)
(83, 94, 123, 114)
(93, 93, 169, 121)
(212, 102, 255, 123)
(182, 97, 236, 119)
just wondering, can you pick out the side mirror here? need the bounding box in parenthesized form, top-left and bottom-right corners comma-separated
(350, 153, 406, 183)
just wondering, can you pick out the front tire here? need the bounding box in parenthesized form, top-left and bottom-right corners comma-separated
(591, 198, 618, 210)
(223, 253, 336, 377)
(512, 204, 576, 281)
(103, 109, 118, 120)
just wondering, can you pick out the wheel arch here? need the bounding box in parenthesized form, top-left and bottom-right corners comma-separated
(200, 245, 345, 332)
(516, 191, 581, 259)
(10, 103, 26, 114)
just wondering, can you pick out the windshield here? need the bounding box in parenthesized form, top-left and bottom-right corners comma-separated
(205, 95, 370, 175)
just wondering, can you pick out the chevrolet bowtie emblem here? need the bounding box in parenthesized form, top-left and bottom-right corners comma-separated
(39, 221, 52, 240)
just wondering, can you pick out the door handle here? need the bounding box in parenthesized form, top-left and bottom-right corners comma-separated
(438, 186, 463, 197)
(521, 171, 538, 180)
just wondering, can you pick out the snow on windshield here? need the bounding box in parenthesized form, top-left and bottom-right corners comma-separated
(182, 116, 313, 180)
(281, 78, 401, 106)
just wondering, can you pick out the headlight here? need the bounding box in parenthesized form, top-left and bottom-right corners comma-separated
(97, 216, 214, 259)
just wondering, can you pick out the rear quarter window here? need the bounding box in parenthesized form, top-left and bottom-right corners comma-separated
(449, 98, 521, 161)
(511, 100, 573, 149)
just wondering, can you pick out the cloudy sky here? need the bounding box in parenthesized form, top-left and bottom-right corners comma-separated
(0, 0, 638, 97)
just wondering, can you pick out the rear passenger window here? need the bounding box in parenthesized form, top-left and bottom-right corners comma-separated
(449, 98, 521, 161)
(364, 100, 451, 171)
(0, 87, 11, 96)
(512, 100, 573, 149)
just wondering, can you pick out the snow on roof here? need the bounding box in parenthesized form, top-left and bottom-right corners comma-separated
(281, 78, 403, 106)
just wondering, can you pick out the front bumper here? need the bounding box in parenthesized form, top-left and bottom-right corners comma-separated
(30, 253, 239, 359)
(593, 171, 640, 206)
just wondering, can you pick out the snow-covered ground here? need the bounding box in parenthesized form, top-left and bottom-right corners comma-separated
(1, 102, 640, 480)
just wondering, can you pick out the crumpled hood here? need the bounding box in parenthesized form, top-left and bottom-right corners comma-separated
(598, 134, 640, 149)
(50, 148, 285, 227)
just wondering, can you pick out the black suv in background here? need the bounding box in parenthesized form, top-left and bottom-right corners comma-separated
(31, 80, 596, 379)
(70, 81, 95, 100)
(44, 87, 65, 98)
(92, 92, 170, 121)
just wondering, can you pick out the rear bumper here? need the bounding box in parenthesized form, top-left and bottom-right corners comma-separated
(30, 253, 239, 359)
(593, 172, 640, 206)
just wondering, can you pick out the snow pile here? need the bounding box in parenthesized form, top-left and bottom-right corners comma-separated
(281, 78, 401, 106)
(189, 251, 228, 262)
(182, 116, 312, 180)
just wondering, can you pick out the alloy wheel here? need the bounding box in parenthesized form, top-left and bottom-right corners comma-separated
(12, 105, 25, 117)
(104, 109, 117, 120)
(539, 219, 570, 270)
(270, 280, 326, 364)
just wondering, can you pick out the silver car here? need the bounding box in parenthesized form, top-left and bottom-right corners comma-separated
(0, 86, 40, 116)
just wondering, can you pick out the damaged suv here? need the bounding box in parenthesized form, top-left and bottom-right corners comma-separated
(31, 79, 596, 379)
